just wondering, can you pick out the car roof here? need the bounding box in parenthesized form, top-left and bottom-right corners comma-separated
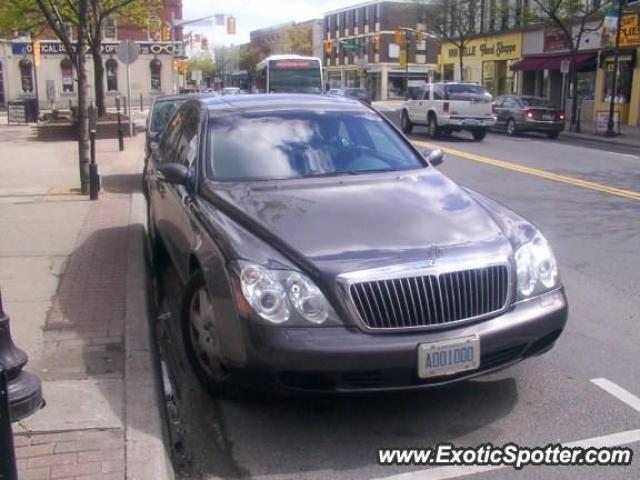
(152, 92, 218, 103)
(195, 93, 370, 113)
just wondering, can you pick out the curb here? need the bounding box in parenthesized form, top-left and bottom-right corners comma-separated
(123, 190, 174, 480)
(559, 131, 640, 150)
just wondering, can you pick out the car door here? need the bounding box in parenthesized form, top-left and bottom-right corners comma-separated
(159, 103, 203, 281)
(501, 97, 520, 125)
(147, 107, 184, 250)
(493, 97, 506, 128)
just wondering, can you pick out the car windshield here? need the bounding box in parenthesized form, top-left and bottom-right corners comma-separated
(445, 84, 492, 101)
(521, 97, 554, 108)
(150, 99, 185, 132)
(208, 110, 424, 181)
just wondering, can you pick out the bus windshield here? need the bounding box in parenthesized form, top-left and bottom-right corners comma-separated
(268, 59, 322, 94)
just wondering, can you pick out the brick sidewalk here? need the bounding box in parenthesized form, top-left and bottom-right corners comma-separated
(2, 134, 173, 480)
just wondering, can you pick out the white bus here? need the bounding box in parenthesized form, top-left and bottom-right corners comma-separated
(255, 55, 323, 94)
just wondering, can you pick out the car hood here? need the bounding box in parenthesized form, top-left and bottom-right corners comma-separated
(205, 169, 512, 275)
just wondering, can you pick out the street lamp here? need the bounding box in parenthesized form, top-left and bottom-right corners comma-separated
(605, 0, 626, 137)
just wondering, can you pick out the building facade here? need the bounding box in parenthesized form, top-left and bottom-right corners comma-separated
(323, 0, 439, 100)
(0, 0, 183, 110)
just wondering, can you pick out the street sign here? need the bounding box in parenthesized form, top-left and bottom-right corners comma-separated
(117, 40, 138, 137)
(117, 40, 139, 64)
(560, 60, 570, 74)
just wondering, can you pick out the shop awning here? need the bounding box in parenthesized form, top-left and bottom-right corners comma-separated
(510, 52, 598, 71)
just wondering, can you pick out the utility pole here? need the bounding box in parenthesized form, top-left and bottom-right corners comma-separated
(605, 0, 625, 137)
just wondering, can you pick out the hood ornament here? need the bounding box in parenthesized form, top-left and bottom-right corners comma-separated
(426, 245, 442, 266)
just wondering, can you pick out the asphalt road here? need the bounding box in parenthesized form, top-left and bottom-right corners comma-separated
(154, 111, 640, 480)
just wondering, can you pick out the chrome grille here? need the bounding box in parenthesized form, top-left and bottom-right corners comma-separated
(349, 265, 509, 329)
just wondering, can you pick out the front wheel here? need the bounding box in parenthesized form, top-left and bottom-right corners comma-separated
(182, 270, 232, 396)
(472, 128, 487, 141)
(506, 119, 517, 136)
(401, 110, 413, 134)
(427, 114, 439, 138)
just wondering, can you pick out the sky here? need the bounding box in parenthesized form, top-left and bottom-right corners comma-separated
(182, 0, 358, 47)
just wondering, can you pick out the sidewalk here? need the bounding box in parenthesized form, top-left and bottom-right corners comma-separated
(0, 126, 173, 479)
(560, 122, 640, 149)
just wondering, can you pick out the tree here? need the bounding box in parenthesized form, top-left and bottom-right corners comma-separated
(188, 52, 215, 87)
(239, 44, 261, 89)
(87, 0, 160, 115)
(265, 27, 313, 55)
(415, 0, 481, 81)
(526, 0, 612, 131)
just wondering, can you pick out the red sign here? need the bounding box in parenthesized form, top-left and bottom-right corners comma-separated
(273, 60, 313, 69)
(544, 28, 570, 52)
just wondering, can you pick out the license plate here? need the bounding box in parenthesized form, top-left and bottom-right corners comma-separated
(418, 335, 480, 379)
(542, 114, 554, 121)
(463, 119, 479, 125)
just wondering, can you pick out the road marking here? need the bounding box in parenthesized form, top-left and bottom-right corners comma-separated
(413, 140, 640, 202)
(372, 429, 640, 480)
(592, 378, 640, 414)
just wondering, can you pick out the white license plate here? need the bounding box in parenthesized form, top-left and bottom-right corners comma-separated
(542, 114, 554, 121)
(418, 335, 480, 379)
(463, 119, 480, 125)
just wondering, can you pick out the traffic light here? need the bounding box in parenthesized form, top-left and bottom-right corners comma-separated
(394, 29, 405, 45)
(324, 39, 333, 54)
(226, 16, 236, 35)
(373, 35, 380, 50)
(162, 25, 170, 41)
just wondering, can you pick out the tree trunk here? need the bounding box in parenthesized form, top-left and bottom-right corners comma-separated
(569, 49, 579, 132)
(92, 47, 106, 116)
(76, 6, 91, 195)
(458, 48, 465, 81)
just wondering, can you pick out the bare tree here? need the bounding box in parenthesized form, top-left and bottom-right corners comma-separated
(416, 0, 481, 81)
(526, 0, 612, 130)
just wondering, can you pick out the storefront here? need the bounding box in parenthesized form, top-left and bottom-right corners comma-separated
(0, 40, 179, 110)
(594, 13, 640, 127)
(438, 32, 522, 96)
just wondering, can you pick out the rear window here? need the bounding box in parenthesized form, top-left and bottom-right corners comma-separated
(445, 84, 492, 101)
(521, 97, 554, 108)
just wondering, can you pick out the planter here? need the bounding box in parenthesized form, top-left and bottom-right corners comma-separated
(33, 119, 138, 141)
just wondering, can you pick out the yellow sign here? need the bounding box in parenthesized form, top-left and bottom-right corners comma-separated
(620, 14, 640, 48)
(399, 49, 407, 68)
(32, 40, 41, 66)
(440, 32, 521, 63)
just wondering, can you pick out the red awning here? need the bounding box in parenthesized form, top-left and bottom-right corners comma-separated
(510, 52, 597, 71)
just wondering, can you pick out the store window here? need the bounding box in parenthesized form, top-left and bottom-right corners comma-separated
(19, 58, 33, 93)
(106, 58, 118, 92)
(571, 71, 595, 100)
(375, 4, 381, 23)
(603, 60, 632, 104)
(364, 6, 369, 25)
(61, 58, 74, 93)
(150, 58, 162, 91)
(442, 64, 454, 81)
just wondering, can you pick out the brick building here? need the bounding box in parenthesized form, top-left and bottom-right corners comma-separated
(323, 0, 439, 100)
(0, 0, 183, 110)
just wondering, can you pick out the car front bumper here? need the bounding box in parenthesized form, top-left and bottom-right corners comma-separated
(230, 288, 568, 392)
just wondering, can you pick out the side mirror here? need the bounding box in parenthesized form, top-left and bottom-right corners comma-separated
(156, 163, 188, 185)
(423, 148, 444, 167)
(149, 130, 161, 143)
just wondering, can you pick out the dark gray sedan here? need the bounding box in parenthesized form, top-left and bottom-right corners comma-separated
(145, 94, 567, 393)
(493, 95, 565, 138)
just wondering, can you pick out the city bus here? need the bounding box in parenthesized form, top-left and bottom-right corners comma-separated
(255, 55, 323, 94)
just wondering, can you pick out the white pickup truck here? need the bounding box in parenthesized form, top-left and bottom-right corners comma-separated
(401, 82, 496, 141)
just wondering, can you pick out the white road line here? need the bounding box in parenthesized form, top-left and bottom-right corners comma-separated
(591, 378, 640, 414)
(372, 429, 640, 480)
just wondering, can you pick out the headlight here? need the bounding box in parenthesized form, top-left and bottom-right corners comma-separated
(514, 231, 559, 300)
(235, 261, 339, 325)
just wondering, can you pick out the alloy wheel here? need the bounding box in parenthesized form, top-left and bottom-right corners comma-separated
(188, 286, 225, 381)
(507, 119, 516, 136)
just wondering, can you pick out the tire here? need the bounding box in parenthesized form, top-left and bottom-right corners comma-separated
(472, 128, 487, 141)
(547, 131, 559, 139)
(427, 114, 439, 138)
(401, 110, 413, 134)
(181, 270, 233, 396)
(506, 119, 517, 136)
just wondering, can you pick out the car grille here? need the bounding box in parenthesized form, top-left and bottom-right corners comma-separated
(349, 265, 509, 330)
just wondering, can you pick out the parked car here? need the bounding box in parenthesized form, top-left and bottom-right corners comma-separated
(222, 87, 242, 96)
(329, 88, 372, 104)
(401, 82, 496, 141)
(145, 94, 567, 393)
(493, 95, 565, 138)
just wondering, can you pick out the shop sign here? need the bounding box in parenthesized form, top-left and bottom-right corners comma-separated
(544, 28, 570, 52)
(11, 41, 178, 56)
(442, 34, 521, 62)
(595, 111, 619, 133)
(620, 14, 640, 48)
